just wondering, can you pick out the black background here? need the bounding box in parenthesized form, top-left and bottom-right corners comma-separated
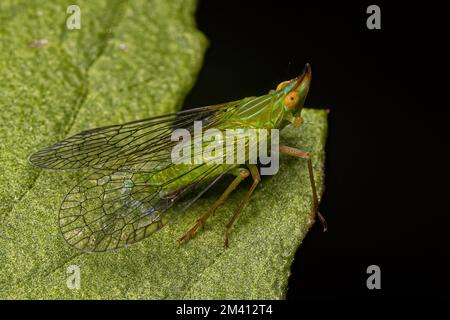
(183, 1, 449, 300)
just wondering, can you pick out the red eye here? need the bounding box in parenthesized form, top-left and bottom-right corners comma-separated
(284, 92, 299, 110)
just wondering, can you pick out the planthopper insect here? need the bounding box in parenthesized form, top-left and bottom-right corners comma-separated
(29, 63, 327, 252)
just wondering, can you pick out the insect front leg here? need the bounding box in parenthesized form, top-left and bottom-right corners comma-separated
(278, 145, 327, 231)
(177, 167, 250, 244)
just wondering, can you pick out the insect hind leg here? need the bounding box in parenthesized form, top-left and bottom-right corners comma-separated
(224, 164, 261, 247)
(177, 167, 249, 244)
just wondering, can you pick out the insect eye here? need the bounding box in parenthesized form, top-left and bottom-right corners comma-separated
(276, 81, 290, 91)
(284, 92, 299, 110)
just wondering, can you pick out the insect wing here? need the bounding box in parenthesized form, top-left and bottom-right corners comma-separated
(30, 94, 275, 251)
(29, 103, 241, 171)
(59, 163, 235, 252)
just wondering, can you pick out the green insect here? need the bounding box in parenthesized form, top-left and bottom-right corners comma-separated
(29, 63, 326, 252)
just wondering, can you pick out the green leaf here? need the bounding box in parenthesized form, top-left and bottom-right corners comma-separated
(0, 0, 327, 299)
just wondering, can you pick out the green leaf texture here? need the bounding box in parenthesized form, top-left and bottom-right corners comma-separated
(0, 0, 327, 299)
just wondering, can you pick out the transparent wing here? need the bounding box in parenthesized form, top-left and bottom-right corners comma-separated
(30, 95, 274, 251)
(59, 163, 236, 252)
(29, 102, 242, 171)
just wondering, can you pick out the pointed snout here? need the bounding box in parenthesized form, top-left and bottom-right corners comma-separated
(289, 63, 311, 115)
(291, 63, 311, 96)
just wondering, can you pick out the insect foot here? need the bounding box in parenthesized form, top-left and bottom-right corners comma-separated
(177, 219, 204, 244)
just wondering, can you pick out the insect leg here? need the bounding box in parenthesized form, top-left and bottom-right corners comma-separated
(278, 145, 327, 231)
(224, 164, 261, 248)
(177, 167, 250, 244)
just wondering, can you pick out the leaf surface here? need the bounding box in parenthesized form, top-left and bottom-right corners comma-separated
(0, 0, 327, 299)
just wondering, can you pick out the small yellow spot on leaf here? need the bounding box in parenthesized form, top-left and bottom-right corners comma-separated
(30, 39, 48, 48)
